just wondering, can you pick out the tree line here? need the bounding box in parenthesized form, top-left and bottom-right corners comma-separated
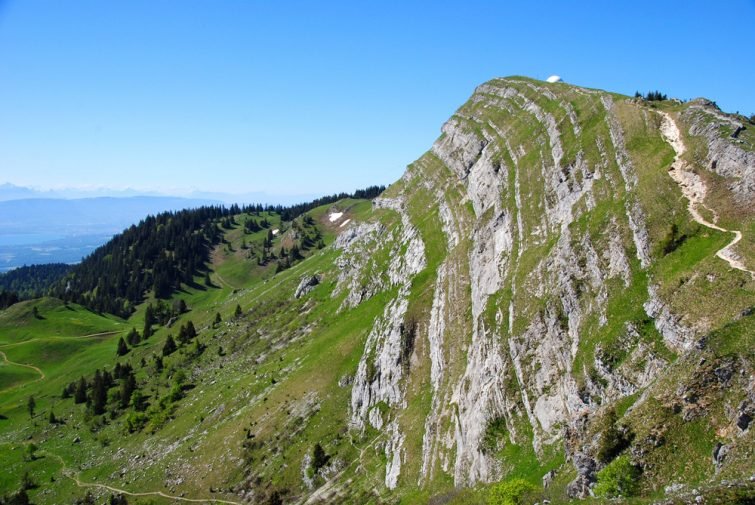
(0, 263, 72, 308)
(31, 185, 385, 317)
(634, 90, 668, 101)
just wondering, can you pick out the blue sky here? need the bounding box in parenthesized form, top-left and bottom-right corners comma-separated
(1, 1, 754, 198)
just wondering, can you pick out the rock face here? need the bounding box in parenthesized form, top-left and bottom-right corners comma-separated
(332, 77, 754, 498)
(682, 100, 755, 209)
(294, 275, 320, 299)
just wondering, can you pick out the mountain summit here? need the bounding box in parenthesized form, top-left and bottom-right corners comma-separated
(0, 77, 753, 504)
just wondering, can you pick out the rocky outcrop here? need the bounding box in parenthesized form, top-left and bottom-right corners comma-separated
(333, 77, 752, 498)
(347, 195, 426, 488)
(294, 275, 320, 299)
(682, 100, 755, 208)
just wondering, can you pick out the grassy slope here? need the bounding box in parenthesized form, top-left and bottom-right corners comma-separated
(0, 198, 397, 504)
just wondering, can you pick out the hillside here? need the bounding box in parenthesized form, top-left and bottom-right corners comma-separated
(0, 77, 753, 505)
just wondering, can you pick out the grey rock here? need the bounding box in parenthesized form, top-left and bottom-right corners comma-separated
(294, 275, 320, 299)
(713, 442, 729, 471)
(542, 469, 556, 488)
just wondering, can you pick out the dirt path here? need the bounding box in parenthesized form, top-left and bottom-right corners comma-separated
(0, 330, 121, 350)
(659, 111, 755, 279)
(0, 331, 121, 393)
(43, 450, 243, 505)
(0, 350, 45, 393)
(213, 272, 239, 291)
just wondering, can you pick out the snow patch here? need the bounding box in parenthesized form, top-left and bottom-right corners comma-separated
(272, 229, 279, 235)
(339, 218, 351, 228)
(329, 212, 344, 222)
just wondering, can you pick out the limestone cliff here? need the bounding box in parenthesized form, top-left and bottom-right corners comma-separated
(329, 77, 754, 501)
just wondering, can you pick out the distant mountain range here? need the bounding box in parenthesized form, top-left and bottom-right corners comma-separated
(0, 182, 318, 205)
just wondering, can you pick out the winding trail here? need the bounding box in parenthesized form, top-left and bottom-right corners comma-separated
(43, 450, 243, 505)
(0, 330, 121, 350)
(0, 350, 45, 393)
(0, 331, 121, 393)
(659, 111, 755, 279)
(213, 272, 239, 291)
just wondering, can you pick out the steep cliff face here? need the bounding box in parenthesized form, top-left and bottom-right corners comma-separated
(327, 77, 754, 500)
(10, 77, 751, 505)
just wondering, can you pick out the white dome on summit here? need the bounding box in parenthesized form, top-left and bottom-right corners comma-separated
(546, 75, 562, 83)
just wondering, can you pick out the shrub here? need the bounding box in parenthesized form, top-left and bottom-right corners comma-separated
(487, 478, 536, 505)
(481, 417, 507, 454)
(125, 412, 147, 433)
(311, 443, 329, 473)
(593, 454, 640, 498)
(596, 408, 633, 464)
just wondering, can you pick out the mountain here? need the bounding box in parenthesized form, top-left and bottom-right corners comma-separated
(0, 183, 37, 201)
(0, 183, 162, 201)
(0, 183, 322, 206)
(0, 77, 753, 505)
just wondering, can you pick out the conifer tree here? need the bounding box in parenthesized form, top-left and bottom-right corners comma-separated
(74, 377, 88, 404)
(92, 370, 107, 415)
(116, 337, 129, 356)
(120, 372, 136, 409)
(126, 328, 140, 346)
(162, 334, 177, 356)
(27, 396, 36, 419)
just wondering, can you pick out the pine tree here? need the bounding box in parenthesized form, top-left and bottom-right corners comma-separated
(92, 370, 107, 415)
(214, 312, 222, 326)
(185, 321, 196, 339)
(103, 370, 114, 389)
(27, 396, 36, 419)
(162, 334, 177, 356)
(120, 372, 136, 409)
(74, 377, 88, 404)
(291, 244, 302, 260)
(144, 304, 156, 326)
(116, 337, 129, 356)
(234, 304, 243, 318)
(312, 443, 328, 472)
(49, 409, 57, 424)
(178, 321, 197, 344)
(126, 328, 140, 346)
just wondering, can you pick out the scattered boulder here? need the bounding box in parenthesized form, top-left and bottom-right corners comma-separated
(338, 374, 354, 388)
(542, 469, 556, 488)
(736, 400, 753, 432)
(713, 442, 729, 472)
(566, 452, 596, 498)
(295, 275, 320, 299)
